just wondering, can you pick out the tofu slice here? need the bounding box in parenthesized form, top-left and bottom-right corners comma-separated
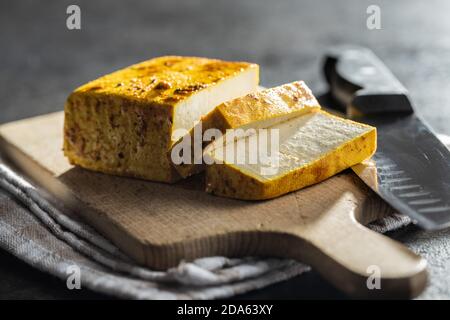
(170, 81, 321, 178)
(64, 56, 259, 183)
(204, 110, 377, 200)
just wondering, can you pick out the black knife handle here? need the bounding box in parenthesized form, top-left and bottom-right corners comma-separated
(324, 45, 414, 115)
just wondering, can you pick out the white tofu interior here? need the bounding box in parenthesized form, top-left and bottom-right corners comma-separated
(206, 112, 372, 181)
(171, 67, 258, 142)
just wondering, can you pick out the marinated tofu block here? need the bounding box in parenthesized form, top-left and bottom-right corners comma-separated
(204, 110, 376, 200)
(170, 81, 321, 178)
(64, 56, 259, 182)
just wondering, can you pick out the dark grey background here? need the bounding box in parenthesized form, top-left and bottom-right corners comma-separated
(1, 0, 450, 299)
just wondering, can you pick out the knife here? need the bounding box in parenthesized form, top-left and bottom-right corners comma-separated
(323, 45, 450, 230)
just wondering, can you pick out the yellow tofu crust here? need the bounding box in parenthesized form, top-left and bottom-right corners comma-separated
(209, 80, 320, 129)
(172, 81, 321, 178)
(74, 56, 255, 106)
(64, 56, 257, 183)
(205, 111, 377, 200)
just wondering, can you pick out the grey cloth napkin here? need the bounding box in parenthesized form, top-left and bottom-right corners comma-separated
(0, 163, 411, 299)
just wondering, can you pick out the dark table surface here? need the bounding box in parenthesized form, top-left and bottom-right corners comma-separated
(1, 0, 450, 299)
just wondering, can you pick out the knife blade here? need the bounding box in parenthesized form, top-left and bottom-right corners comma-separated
(323, 45, 450, 230)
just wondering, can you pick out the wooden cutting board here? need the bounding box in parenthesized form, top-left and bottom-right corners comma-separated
(0, 111, 427, 298)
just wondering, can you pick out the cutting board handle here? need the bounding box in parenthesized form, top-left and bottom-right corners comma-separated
(284, 191, 427, 298)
